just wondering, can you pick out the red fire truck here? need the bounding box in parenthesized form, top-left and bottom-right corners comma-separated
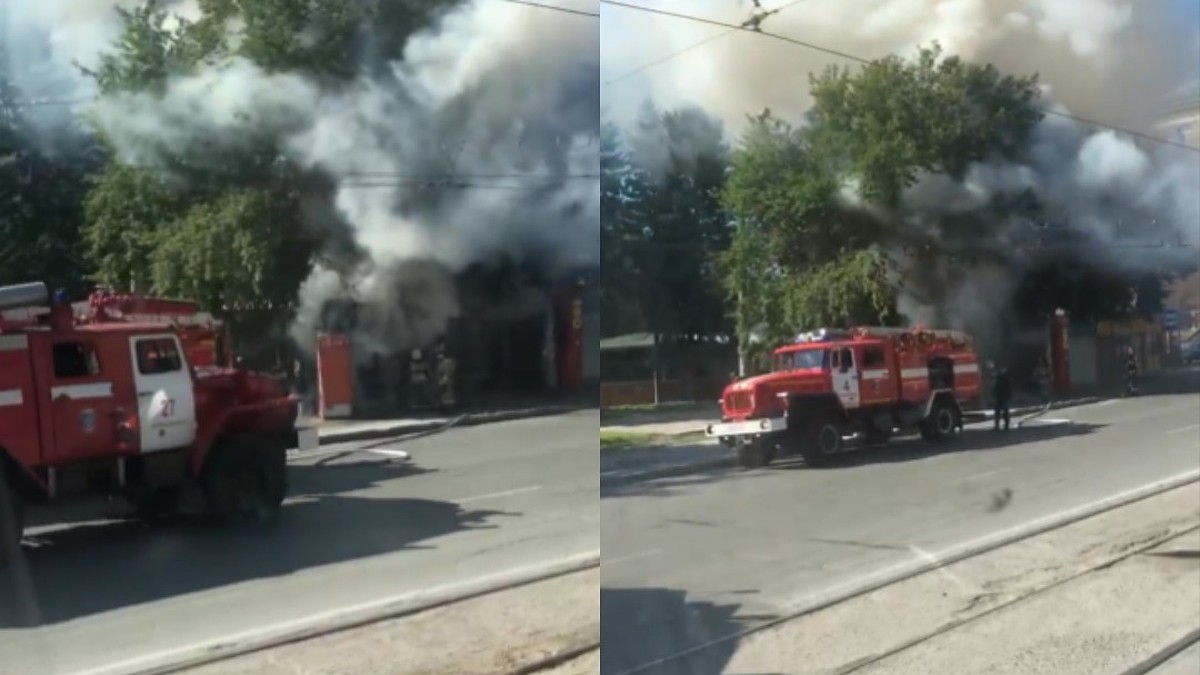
(706, 326, 983, 468)
(0, 282, 299, 561)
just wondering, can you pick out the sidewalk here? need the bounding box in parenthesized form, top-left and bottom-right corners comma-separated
(307, 396, 595, 445)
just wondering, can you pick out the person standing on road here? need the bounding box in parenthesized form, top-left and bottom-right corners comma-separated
(1124, 346, 1139, 396)
(1034, 355, 1050, 405)
(992, 364, 1013, 431)
(434, 338, 457, 409)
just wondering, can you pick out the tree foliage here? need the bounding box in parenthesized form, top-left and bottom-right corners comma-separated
(600, 105, 731, 342)
(0, 79, 101, 295)
(719, 43, 1159, 357)
(808, 43, 1043, 208)
(599, 120, 645, 337)
(80, 0, 460, 343)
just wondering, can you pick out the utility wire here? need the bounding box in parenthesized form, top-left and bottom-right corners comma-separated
(604, 0, 808, 85)
(497, 0, 599, 17)
(599, 0, 1200, 153)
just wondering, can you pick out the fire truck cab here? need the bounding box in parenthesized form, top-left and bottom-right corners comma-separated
(706, 326, 983, 468)
(0, 282, 298, 561)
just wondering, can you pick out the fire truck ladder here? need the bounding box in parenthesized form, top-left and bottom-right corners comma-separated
(850, 326, 974, 345)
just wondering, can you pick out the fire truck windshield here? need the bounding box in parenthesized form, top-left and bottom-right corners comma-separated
(774, 348, 827, 372)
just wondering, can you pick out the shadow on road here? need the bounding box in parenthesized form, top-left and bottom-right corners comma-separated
(603, 422, 1105, 499)
(0, 461, 517, 628)
(602, 468, 748, 499)
(600, 587, 746, 675)
(785, 420, 1108, 471)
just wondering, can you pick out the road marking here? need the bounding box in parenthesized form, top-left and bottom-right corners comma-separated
(1165, 424, 1200, 436)
(907, 544, 980, 595)
(961, 470, 1002, 483)
(457, 486, 541, 503)
(603, 548, 662, 568)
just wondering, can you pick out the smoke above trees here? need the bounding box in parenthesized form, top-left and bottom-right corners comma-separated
(4, 0, 601, 352)
(601, 0, 1198, 356)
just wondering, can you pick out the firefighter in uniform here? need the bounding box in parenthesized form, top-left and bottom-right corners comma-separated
(992, 363, 1013, 431)
(434, 338, 457, 409)
(1033, 356, 1050, 405)
(410, 348, 430, 410)
(1123, 346, 1139, 396)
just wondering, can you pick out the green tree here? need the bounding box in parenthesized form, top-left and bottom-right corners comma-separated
(807, 42, 1043, 209)
(81, 0, 460, 344)
(599, 121, 650, 337)
(720, 116, 896, 346)
(0, 78, 100, 295)
(624, 105, 731, 342)
(721, 43, 1157, 352)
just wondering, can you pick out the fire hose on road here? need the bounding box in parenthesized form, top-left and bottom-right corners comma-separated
(1015, 396, 1055, 428)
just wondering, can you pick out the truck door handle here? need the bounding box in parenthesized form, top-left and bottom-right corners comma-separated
(138, 391, 154, 397)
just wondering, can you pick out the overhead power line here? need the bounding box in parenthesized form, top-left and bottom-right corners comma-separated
(604, 0, 808, 86)
(497, 0, 599, 17)
(599, 0, 1200, 153)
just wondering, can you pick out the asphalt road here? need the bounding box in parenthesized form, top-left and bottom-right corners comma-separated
(600, 368, 1200, 675)
(0, 409, 599, 675)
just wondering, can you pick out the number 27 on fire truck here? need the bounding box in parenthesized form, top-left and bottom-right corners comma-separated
(0, 282, 301, 563)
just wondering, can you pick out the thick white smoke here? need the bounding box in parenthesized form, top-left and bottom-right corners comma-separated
(604, 0, 1199, 340)
(6, 0, 600, 355)
(604, 0, 1189, 133)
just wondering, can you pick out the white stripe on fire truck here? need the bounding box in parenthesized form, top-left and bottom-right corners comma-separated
(0, 389, 23, 407)
(50, 382, 113, 400)
(861, 369, 889, 380)
(897, 362, 979, 379)
(0, 335, 28, 351)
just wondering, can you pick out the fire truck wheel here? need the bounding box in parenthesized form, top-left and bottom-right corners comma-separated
(0, 465, 24, 565)
(801, 422, 843, 467)
(920, 401, 958, 444)
(203, 436, 287, 523)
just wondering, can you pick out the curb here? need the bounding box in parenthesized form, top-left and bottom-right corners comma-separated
(619, 470, 1200, 674)
(79, 551, 601, 675)
(508, 639, 600, 675)
(316, 404, 585, 445)
(1117, 626, 1200, 675)
(602, 455, 731, 486)
(602, 396, 1108, 486)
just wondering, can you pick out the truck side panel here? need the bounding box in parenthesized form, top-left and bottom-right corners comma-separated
(858, 342, 895, 405)
(0, 335, 44, 468)
(29, 332, 138, 466)
(895, 348, 930, 404)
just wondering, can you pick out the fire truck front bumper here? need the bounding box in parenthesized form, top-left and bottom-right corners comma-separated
(705, 416, 788, 439)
